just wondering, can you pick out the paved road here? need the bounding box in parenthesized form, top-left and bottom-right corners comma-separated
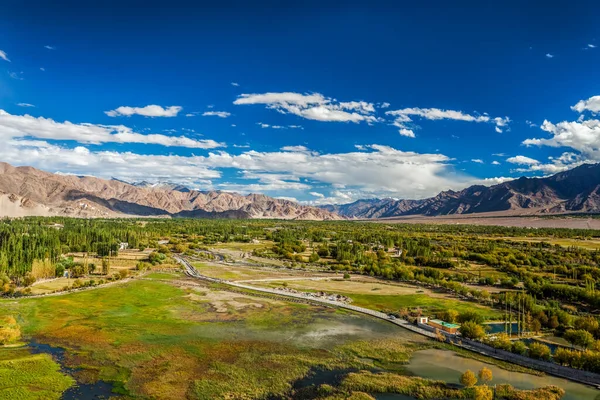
(175, 255, 600, 388)
(175, 255, 436, 338)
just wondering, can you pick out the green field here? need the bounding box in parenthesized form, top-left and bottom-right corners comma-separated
(349, 293, 502, 319)
(0, 347, 74, 400)
(0, 277, 430, 399)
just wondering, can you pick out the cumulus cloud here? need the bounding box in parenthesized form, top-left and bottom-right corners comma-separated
(234, 92, 377, 123)
(202, 111, 231, 118)
(281, 145, 309, 152)
(310, 192, 325, 198)
(105, 105, 182, 118)
(524, 119, 600, 160)
(546, 53, 554, 58)
(2, 136, 490, 200)
(386, 107, 509, 133)
(506, 155, 540, 165)
(492, 161, 501, 165)
(471, 159, 484, 164)
(231, 82, 240, 87)
(0, 50, 10, 62)
(398, 128, 415, 138)
(571, 96, 600, 114)
(0, 109, 224, 149)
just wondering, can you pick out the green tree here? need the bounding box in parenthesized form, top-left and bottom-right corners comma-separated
(101, 258, 110, 275)
(564, 329, 595, 349)
(460, 321, 486, 340)
(528, 342, 551, 360)
(457, 311, 484, 324)
(441, 309, 459, 323)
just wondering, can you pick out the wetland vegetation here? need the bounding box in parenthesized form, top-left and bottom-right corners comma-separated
(2, 217, 600, 398)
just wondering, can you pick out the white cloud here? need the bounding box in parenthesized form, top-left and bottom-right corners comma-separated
(398, 128, 415, 138)
(526, 120, 537, 127)
(506, 155, 540, 165)
(588, 44, 596, 49)
(493, 116, 511, 133)
(105, 105, 182, 118)
(471, 159, 484, 164)
(310, 192, 325, 198)
(523, 119, 600, 160)
(234, 92, 377, 123)
(0, 50, 10, 62)
(0, 109, 225, 149)
(257, 122, 303, 130)
(571, 95, 600, 114)
(40, 67, 45, 71)
(8, 71, 23, 80)
(379, 102, 391, 109)
(233, 144, 250, 148)
(387, 107, 490, 123)
(546, 53, 554, 58)
(231, 82, 240, 87)
(492, 161, 501, 165)
(202, 111, 231, 118)
(281, 145, 309, 152)
(492, 153, 506, 157)
(44, 45, 55, 50)
(16, 103, 35, 107)
(386, 107, 509, 133)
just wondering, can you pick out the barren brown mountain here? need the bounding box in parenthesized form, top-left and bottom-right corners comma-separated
(0, 162, 342, 220)
(322, 163, 600, 218)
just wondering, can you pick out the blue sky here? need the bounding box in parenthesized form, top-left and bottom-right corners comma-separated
(1, 1, 600, 204)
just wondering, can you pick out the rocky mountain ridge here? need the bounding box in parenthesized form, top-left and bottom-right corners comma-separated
(0, 162, 342, 220)
(321, 163, 600, 218)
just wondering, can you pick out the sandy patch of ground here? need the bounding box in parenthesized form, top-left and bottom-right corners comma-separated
(186, 288, 273, 313)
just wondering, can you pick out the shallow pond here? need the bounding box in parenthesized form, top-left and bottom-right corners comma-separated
(189, 309, 426, 349)
(28, 340, 117, 399)
(406, 348, 600, 400)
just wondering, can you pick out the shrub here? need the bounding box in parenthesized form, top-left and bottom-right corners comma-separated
(528, 342, 551, 360)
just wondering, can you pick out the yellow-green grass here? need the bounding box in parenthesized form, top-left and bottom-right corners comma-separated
(192, 261, 305, 281)
(1, 278, 430, 399)
(497, 236, 600, 250)
(255, 279, 502, 319)
(144, 271, 182, 280)
(0, 347, 74, 400)
(29, 277, 99, 295)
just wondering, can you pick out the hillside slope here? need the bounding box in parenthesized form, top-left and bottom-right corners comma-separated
(322, 163, 600, 218)
(0, 162, 342, 220)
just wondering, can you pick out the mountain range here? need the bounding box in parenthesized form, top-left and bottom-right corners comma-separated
(3, 162, 600, 220)
(0, 162, 341, 220)
(321, 163, 600, 218)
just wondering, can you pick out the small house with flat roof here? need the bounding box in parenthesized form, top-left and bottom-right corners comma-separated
(428, 319, 460, 334)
